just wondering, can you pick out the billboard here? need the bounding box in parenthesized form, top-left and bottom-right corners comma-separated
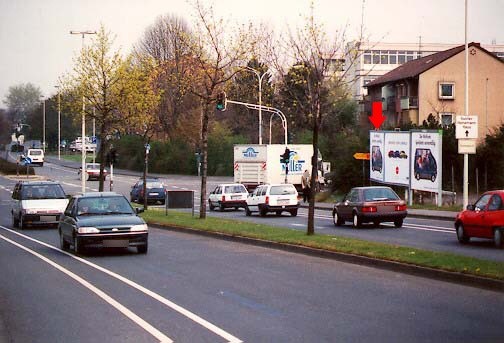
(384, 132, 410, 186)
(410, 131, 442, 192)
(369, 131, 384, 182)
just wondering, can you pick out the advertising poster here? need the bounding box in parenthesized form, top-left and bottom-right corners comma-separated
(384, 132, 410, 186)
(369, 131, 385, 182)
(410, 131, 442, 192)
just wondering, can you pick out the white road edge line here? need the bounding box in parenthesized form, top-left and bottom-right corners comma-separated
(0, 226, 243, 343)
(0, 232, 173, 343)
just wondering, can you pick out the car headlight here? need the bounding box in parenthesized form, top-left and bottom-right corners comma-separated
(78, 227, 100, 234)
(130, 224, 148, 232)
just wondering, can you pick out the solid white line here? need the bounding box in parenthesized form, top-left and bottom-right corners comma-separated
(0, 226, 242, 343)
(0, 232, 173, 343)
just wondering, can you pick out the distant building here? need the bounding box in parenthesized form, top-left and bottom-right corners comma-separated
(344, 41, 504, 102)
(363, 42, 504, 142)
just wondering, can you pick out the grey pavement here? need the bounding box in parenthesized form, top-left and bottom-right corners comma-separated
(43, 155, 458, 221)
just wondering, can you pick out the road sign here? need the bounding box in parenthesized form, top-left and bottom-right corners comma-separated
(353, 152, 370, 160)
(456, 115, 478, 139)
(458, 139, 476, 154)
(369, 102, 385, 129)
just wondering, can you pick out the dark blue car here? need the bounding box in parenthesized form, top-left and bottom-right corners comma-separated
(130, 178, 167, 204)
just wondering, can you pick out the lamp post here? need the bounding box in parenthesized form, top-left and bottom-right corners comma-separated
(243, 66, 269, 145)
(70, 30, 96, 193)
(40, 96, 46, 152)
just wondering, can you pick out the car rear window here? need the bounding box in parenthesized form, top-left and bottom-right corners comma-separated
(363, 188, 399, 201)
(270, 185, 297, 195)
(146, 182, 163, 188)
(28, 150, 42, 156)
(21, 184, 66, 200)
(225, 185, 247, 194)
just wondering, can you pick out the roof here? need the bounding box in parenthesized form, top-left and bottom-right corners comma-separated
(76, 192, 122, 198)
(365, 42, 501, 88)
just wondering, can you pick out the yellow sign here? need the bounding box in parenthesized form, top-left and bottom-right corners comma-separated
(353, 152, 370, 160)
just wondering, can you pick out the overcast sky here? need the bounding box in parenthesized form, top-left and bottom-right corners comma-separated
(0, 0, 502, 107)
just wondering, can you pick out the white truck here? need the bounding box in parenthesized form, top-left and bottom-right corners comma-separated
(70, 136, 97, 153)
(233, 144, 331, 191)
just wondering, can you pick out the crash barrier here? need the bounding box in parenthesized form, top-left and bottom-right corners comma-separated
(165, 190, 195, 217)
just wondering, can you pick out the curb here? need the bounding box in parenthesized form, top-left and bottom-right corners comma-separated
(150, 222, 504, 293)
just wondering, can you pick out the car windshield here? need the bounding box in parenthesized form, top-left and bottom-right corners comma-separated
(77, 196, 134, 216)
(146, 181, 163, 188)
(270, 185, 296, 195)
(86, 163, 100, 169)
(363, 188, 399, 201)
(224, 185, 247, 194)
(21, 184, 66, 200)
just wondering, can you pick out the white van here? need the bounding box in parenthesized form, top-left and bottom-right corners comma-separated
(26, 148, 44, 166)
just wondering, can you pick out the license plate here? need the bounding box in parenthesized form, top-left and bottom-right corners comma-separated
(103, 240, 129, 248)
(277, 200, 289, 205)
(39, 215, 57, 222)
(231, 195, 241, 199)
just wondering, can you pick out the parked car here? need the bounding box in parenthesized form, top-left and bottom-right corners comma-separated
(332, 186, 407, 228)
(208, 183, 248, 211)
(58, 192, 148, 254)
(26, 148, 44, 166)
(245, 184, 299, 217)
(11, 180, 68, 229)
(454, 190, 504, 248)
(130, 178, 167, 204)
(78, 163, 108, 181)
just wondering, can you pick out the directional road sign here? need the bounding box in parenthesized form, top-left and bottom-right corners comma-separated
(353, 152, 370, 160)
(456, 115, 478, 139)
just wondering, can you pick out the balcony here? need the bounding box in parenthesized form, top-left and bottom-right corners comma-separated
(400, 96, 418, 110)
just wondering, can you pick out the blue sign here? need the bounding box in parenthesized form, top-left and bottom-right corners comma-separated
(242, 147, 259, 158)
(20, 156, 32, 166)
(91, 136, 97, 144)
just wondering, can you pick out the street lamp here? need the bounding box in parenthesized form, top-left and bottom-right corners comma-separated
(242, 66, 270, 145)
(40, 95, 46, 152)
(70, 30, 97, 193)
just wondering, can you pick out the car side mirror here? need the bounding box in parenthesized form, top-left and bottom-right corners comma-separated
(136, 207, 145, 214)
(466, 204, 475, 211)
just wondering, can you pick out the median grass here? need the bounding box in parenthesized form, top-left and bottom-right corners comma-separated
(141, 208, 504, 281)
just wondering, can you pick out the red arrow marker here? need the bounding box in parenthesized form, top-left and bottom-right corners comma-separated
(369, 101, 386, 129)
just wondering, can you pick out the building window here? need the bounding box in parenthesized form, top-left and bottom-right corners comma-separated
(439, 82, 455, 99)
(389, 54, 397, 64)
(398, 51, 406, 64)
(440, 112, 454, 126)
(372, 52, 380, 64)
(364, 51, 372, 64)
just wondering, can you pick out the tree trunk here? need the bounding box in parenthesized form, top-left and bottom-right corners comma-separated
(307, 98, 321, 235)
(199, 101, 210, 219)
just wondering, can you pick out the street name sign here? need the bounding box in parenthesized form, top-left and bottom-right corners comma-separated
(458, 139, 476, 154)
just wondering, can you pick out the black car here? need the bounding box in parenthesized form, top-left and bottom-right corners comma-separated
(332, 186, 407, 228)
(130, 178, 166, 204)
(58, 192, 148, 254)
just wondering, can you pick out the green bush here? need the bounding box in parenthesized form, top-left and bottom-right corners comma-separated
(0, 158, 35, 175)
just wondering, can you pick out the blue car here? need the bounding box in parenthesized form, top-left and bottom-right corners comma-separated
(130, 178, 167, 204)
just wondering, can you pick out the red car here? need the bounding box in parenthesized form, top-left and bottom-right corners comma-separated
(454, 190, 504, 248)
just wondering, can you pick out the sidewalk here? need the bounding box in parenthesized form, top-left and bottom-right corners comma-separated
(45, 156, 458, 221)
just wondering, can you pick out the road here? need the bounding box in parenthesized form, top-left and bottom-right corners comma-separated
(0, 157, 503, 342)
(9, 156, 503, 263)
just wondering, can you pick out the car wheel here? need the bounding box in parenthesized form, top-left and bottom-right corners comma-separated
(494, 229, 503, 249)
(74, 236, 84, 254)
(234, 207, 239, 211)
(431, 174, 436, 182)
(290, 209, 298, 217)
(137, 242, 148, 254)
(415, 173, 420, 180)
(333, 211, 344, 226)
(260, 206, 267, 217)
(394, 219, 403, 228)
(60, 231, 70, 251)
(19, 215, 26, 230)
(219, 202, 225, 212)
(245, 206, 252, 216)
(352, 212, 361, 228)
(374, 220, 380, 227)
(209, 200, 215, 211)
(12, 213, 19, 228)
(275, 211, 282, 216)
(456, 223, 470, 244)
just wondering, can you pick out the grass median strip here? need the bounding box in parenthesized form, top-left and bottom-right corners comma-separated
(141, 209, 504, 281)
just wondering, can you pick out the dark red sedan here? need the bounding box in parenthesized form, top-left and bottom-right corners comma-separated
(455, 190, 504, 248)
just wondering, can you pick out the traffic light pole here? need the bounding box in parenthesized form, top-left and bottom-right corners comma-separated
(225, 99, 288, 145)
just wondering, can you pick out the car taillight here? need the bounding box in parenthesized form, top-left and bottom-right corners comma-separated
(395, 204, 407, 211)
(265, 196, 269, 205)
(361, 206, 377, 213)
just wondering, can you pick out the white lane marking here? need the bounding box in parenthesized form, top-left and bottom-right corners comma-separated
(0, 232, 173, 343)
(0, 226, 243, 343)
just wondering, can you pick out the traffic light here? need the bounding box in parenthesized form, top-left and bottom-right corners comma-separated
(280, 147, 290, 164)
(216, 91, 226, 111)
(107, 148, 118, 165)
